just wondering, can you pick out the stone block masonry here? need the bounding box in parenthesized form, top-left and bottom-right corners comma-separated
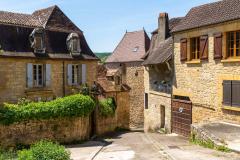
(0, 117, 91, 148)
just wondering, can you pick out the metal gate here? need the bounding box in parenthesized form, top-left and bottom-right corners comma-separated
(171, 98, 192, 137)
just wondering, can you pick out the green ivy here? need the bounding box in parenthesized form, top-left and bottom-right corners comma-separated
(0, 94, 95, 125)
(99, 98, 116, 117)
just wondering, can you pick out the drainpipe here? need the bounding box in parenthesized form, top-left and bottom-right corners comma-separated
(62, 61, 66, 97)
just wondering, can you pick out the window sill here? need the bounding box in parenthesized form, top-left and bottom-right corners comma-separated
(223, 105, 240, 112)
(186, 60, 201, 64)
(221, 58, 240, 63)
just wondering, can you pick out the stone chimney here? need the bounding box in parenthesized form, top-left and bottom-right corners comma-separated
(157, 13, 169, 43)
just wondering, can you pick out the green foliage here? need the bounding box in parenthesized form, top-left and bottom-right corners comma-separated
(95, 52, 111, 63)
(0, 94, 95, 125)
(99, 98, 116, 117)
(190, 133, 231, 153)
(0, 148, 16, 160)
(18, 141, 70, 160)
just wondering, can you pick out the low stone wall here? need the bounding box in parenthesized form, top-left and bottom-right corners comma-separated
(0, 117, 91, 148)
(96, 92, 130, 135)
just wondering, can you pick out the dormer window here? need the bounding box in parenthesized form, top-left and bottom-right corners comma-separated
(133, 46, 139, 52)
(30, 28, 45, 54)
(67, 33, 81, 56)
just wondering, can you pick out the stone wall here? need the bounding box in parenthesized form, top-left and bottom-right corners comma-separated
(173, 19, 240, 125)
(125, 62, 144, 129)
(0, 57, 98, 104)
(96, 91, 130, 135)
(0, 117, 90, 148)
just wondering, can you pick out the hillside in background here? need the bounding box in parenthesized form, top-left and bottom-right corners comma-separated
(95, 52, 112, 63)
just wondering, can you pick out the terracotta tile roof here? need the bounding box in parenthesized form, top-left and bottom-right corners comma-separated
(0, 5, 59, 28)
(106, 30, 150, 63)
(152, 17, 183, 34)
(172, 0, 240, 33)
(142, 37, 173, 65)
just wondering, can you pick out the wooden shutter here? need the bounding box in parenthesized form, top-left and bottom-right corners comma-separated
(78, 64, 82, 84)
(145, 93, 148, 109)
(232, 81, 240, 107)
(200, 35, 208, 60)
(82, 64, 87, 84)
(27, 63, 33, 88)
(45, 64, 51, 87)
(214, 33, 223, 59)
(67, 64, 72, 85)
(223, 80, 232, 106)
(180, 39, 187, 61)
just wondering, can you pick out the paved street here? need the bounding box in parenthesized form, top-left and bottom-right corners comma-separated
(68, 132, 240, 160)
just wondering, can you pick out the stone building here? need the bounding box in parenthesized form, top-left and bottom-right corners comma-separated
(171, 0, 240, 136)
(105, 30, 150, 129)
(0, 5, 98, 104)
(143, 13, 182, 133)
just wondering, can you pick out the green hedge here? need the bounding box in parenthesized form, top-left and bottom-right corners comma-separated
(18, 141, 70, 160)
(0, 94, 95, 125)
(99, 98, 116, 117)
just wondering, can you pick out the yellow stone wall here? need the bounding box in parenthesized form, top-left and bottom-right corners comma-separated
(173, 20, 240, 124)
(0, 57, 98, 104)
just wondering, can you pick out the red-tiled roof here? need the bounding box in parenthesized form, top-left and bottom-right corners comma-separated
(106, 30, 150, 63)
(172, 0, 240, 33)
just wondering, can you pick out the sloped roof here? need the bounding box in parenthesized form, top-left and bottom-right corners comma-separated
(172, 0, 240, 33)
(106, 30, 150, 63)
(142, 37, 173, 65)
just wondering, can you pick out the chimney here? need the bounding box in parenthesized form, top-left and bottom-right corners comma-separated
(157, 13, 169, 43)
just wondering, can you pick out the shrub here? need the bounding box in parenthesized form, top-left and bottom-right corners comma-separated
(0, 94, 95, 125)
(0, 148, 16, 160)
(18, 141, 70, 160)
(99, 98, 116, 117)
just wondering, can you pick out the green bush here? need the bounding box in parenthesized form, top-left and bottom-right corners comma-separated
(0, 94, 95, 125)
(0, 148, 16, 160)
(99, 98, 116, 117)
(18, 141, 70, 160)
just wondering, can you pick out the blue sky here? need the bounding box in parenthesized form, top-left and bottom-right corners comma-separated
(0, 0, 217, 52)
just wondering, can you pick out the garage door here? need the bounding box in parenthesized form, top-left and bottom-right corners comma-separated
(172, 98, 192, 137)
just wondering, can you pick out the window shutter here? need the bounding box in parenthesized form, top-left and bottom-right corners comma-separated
(82, 64, 87, 84)
(232, 81, 240, 107)
(223, 80, 231, 106)
(45, 64, 51, 87)
(27, 63, 33, 88)
(67, 64, 73, 85)
(145, 93, 148, 109)
(180, 39, 187, 61)
(200, 35, 208, 60)
(214, 33, 223, 59)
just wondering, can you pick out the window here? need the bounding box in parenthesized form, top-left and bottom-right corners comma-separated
(67, 33, 81, 55)
(133, 46, 139, 52)
(33, 64, 43, 87)
(27, 63, 51, 88)
(115, 76, 121, 85)
(190, 37, 200, 60)
(227, 31, 240, 58)
(67, 64, 86, 86)
(72, 64, 81, 85)
(30, 28, 45, 53)
(145, 93, 148, 109)
(223, 80, 240, 107)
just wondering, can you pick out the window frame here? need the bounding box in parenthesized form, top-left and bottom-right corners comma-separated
(190, 37, 200, 60)
(33, 64, 44, 88)
(226, 31, 240, 58)
(71, 64, 81, 85)
(223, 80, 240, 108)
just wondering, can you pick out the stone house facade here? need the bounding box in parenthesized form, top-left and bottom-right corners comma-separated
(143, 13, 182, 133)
(0, 6, 98, 104)
(172, 0, 240, 126)
(105, 30, 150, 129)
